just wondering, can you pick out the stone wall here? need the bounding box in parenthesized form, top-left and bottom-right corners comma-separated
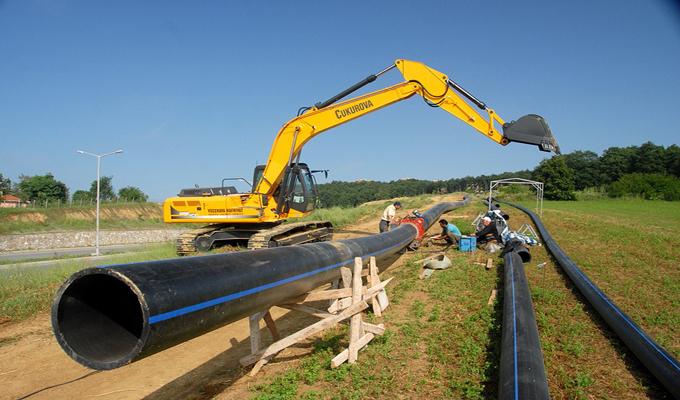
(0, 229, 185, 252)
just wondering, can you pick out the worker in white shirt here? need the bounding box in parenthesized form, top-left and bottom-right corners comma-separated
(379, 201, 402, 233)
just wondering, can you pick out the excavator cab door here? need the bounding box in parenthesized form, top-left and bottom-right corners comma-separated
(502, 114, 561, 154)
(277, 163, 317, 214)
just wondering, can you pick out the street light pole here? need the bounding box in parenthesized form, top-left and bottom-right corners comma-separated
(77, 149, 123, 256)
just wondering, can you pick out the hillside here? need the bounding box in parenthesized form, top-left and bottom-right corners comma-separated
(0, 203, 164, 234)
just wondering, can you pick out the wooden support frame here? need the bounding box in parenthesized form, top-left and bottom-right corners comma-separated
(240, 256, 391, 375)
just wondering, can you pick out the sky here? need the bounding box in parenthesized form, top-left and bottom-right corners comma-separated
(1, 0, 679, 201)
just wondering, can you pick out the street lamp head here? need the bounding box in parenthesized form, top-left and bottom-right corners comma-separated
(76, 150, 85, 154)
(114, 149, 123, 154)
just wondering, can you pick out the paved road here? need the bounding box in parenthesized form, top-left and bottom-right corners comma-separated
(0, 243, 155, 272)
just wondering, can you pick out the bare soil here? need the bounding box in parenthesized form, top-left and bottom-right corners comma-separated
(0, 196, 460, 400)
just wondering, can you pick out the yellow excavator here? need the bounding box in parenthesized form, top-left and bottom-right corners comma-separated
(163, 59, 559, 255)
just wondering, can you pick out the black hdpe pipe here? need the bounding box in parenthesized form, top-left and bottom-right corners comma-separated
(499, 250, 550, 400)
(52, 198, 469, 370)
(499, 200, 680, 398)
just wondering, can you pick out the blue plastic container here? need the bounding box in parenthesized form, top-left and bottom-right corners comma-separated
(459, 236, 476, 252)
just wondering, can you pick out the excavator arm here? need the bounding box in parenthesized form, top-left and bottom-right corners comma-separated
(255, 59, 559, 195)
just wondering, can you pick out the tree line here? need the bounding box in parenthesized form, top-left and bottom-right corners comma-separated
(0, 173, 149, 204)
(317, 141, 680, 206)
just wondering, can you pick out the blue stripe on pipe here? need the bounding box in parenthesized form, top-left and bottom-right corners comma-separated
(147, 236, 412, 324)
(510, 256, 519, 400)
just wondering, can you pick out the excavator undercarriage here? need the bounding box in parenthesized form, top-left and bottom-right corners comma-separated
(175, 221, 333, 255)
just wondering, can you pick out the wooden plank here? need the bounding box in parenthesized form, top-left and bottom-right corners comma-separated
(340, 267, 352, 288)
(486, 258, 494, 270)
(287, 288, 354, 303)
(330, 333, 375, 368)
(348, 258, 364, 362)
(249, 312, 264, 355)
(349, 257, 363, 363)
(327, 297, 352, 313)
(371, 257, 390, 311)
(362, 322, 385, 336)
(263, 311, 280, 341)
(487, 289, 498, 305)
(364, 277, 393, 300)
(328, 278, 340, 309)
(240, 300, 368, 366)
(368, 257, 382, 317)
(280, 303, 334, 319)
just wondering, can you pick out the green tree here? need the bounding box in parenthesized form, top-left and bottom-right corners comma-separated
(561, 150, 601, 190)
(118, 186, 148, 202)
(72, 190, 93, 203)
(0, 173, 11, 196)
(665, 144, 680, 178)
(609, 173, 680, 201)
(633, 142, 666, 174)
(90, 176, 116, 201)
(599, 146, 637, 184)
(532, 156, 576, 200)
(18, 173, 69, 203)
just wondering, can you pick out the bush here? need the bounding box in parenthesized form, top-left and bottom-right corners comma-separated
(608, 173, 680, 201)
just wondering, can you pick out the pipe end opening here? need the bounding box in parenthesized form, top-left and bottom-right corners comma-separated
(52, 272, 146, 369)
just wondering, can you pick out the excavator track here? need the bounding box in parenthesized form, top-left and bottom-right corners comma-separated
(248, 221, 333, 249)
(175, 221, 333, 255)
(175, 225, 223, 256)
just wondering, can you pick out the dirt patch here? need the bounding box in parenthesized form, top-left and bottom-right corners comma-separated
(7, 212, 47, 223)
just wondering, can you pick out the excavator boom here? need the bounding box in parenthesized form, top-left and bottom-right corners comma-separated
(163, 59, 559, 254)
(254, 59, 559, 195)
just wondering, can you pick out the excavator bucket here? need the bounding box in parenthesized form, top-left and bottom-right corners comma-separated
(502, 114, 560, 154)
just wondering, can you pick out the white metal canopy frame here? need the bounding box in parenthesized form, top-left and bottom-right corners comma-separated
(488, 178, 544, 216)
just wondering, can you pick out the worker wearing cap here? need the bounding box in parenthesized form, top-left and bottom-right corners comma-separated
(476, 216, 500, 245)
(379, 201, 402, 233)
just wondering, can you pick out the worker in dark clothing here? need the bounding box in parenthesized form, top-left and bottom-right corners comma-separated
(475, 216, 500, 245)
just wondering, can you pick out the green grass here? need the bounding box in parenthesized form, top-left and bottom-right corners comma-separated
(0, 243, 177, 322)
(0, 202, 165, 234)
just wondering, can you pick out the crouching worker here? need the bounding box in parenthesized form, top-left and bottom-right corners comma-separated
(475, 216, 500, 245)
(379, 201, 402, 233)
(430, 219, 462, 246)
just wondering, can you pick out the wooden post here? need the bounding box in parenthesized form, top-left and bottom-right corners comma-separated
(368, 257, 382, 317)
(349, 257, 363, 363)
(249, 312, 264, 355)
(263, 311, 280, 341)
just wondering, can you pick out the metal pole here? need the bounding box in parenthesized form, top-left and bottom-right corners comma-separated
(76, 149, 123, 257)
(96, 155, 101, 256)
(488, 181, 494, 212)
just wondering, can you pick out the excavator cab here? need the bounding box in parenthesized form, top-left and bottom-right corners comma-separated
(275, 163, 319, 214)
(502, 114, 560, 154)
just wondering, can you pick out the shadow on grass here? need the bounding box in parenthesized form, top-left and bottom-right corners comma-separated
(482, 256, 504, 399)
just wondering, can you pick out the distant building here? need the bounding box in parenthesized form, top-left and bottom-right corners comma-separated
(0, 194, 27, 208)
